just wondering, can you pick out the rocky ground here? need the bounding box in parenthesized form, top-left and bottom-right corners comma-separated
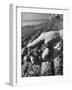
(21, 15, 63, 77)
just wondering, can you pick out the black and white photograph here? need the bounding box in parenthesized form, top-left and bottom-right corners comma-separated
(21, 12, 63, 77)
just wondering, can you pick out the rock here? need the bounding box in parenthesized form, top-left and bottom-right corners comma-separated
(42, 48, 49, 60)
(41, 62, 49, 75)
(21, 61, 32, 77)
(28, 65, 40, 76)
(54, 56, 63, 75)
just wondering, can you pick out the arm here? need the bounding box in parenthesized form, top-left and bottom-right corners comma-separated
(27, 33, 44, 48)
(44, 30, 63, 44)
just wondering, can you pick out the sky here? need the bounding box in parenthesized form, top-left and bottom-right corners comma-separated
(21, 13, 55, 26)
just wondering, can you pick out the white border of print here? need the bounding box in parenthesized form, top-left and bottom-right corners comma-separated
(9, 4, 71, 86)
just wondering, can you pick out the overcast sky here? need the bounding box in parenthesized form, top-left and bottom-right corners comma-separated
(21, 13, 55, 26)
